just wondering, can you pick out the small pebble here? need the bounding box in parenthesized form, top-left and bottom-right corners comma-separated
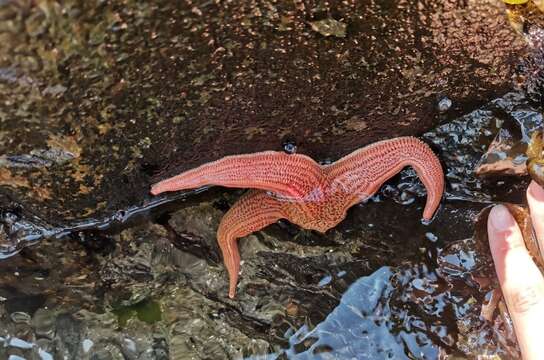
(437, 97, 452, 113)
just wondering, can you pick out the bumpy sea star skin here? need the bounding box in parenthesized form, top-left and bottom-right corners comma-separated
(151, 151, 327, 199)
(151, 136, 444, 298)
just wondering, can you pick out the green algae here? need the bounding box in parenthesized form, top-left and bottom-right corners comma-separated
(113, 299, 162, 327)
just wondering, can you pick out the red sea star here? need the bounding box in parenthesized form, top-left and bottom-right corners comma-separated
(151, 137, 444, 298)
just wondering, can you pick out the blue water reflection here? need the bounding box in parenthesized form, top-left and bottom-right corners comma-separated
(270, 267, 443, 359)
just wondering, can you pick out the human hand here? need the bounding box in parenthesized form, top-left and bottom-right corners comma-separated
(488, 181, 544, 359)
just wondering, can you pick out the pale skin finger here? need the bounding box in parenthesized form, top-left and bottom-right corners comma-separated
(488, 204, 544, 360)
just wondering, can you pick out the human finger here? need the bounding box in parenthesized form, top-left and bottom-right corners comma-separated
(488, 204, 544, 360)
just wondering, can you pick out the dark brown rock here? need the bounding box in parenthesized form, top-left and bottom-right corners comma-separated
(0, 0, 526, 252)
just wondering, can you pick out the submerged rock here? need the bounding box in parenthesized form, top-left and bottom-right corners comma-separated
(278, 265, 513, 359)
(0, 218, 273, 359)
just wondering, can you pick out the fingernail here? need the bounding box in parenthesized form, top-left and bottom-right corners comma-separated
(489, 205, 515, 232)
(529, 180, 544, 201)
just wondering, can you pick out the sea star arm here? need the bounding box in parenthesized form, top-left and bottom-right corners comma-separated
(217, 190, 284, 298)
(326, 137, 444, 221)
(150, 151, 324, 199)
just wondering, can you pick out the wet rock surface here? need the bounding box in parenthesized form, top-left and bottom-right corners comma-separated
(3, 84, 541, 358)
(2, 0, 544, 359)
(423, 92, 540, 203)
(0, 191, 518, 358)
(0, 0, 527, 255)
